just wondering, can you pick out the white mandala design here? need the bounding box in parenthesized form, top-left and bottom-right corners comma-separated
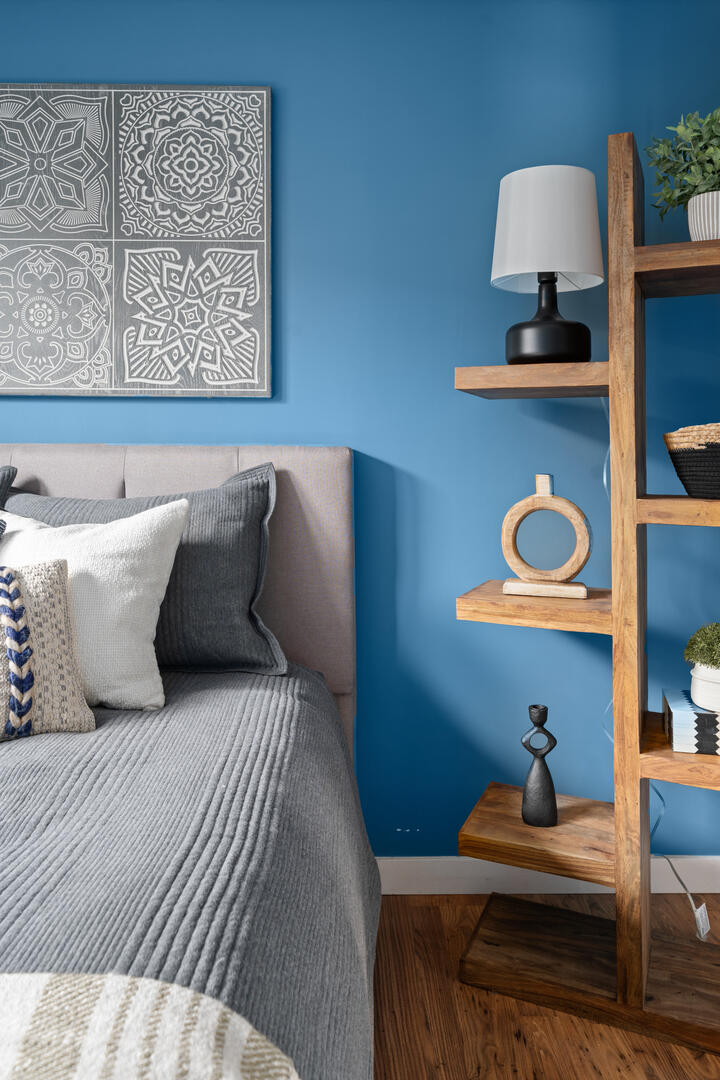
(123, 247, 260, 387)
(0, 93, 110, 235)
(118, 92, 264, 239)
(0, 243, 112, 389)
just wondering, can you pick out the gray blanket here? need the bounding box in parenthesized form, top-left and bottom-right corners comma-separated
(0, 665, 380, 1080)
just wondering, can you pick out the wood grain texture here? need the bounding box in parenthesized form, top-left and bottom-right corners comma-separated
(456, 579, 612, 634)
(501, 481, 592, 583)
(635, 239, 720, 298)
(608, 131, 651, 1006)
(458, 782, 615, 887)
(460, 893, 617, 1000)
(641, 711, 720, 789)
(637, 496, 720, 526)
(375, 893, 720, 1080)
(536, 473, 553, 495)
(458, 893, 720, 1057)
(455, 362, 610, 399)
(502, 578, 588, 598)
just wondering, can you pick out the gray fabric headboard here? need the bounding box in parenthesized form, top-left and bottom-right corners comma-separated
(0, 444, 356, 751)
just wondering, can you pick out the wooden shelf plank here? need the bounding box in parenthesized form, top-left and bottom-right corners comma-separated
(460, 894, 720, 1055)
(457, 580, 612, 635)
(461, 894, 617, 1000)
(640, 711, 720, 790)
(635, 240, 720, 298)
(459, 782, 615, 887)
(455, 362, 609, 399)
(637, 496, 720, 526)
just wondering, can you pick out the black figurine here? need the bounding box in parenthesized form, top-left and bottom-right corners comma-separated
(521, 704, 557, 827)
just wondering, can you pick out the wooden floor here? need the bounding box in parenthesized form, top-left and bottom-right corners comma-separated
(374, 894, 720, 1080)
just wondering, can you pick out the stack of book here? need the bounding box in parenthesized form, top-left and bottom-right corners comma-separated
(663, 689, 720, 755)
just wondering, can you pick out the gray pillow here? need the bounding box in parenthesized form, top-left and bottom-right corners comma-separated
(0, 467, 16, 507)
(2, 464, 287, 675)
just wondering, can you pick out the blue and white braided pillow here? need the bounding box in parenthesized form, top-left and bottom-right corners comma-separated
(0, 534, 93, 742)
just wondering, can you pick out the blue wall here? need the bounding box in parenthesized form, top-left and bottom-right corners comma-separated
(6, 0, 720, 856)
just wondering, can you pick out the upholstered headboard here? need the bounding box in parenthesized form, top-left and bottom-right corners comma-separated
(0, 444, 356, 750)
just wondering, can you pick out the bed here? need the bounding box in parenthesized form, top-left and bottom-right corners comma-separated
(0, 444, 379, 1080)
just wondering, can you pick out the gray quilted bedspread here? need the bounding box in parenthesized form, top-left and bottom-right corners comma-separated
(0, 665, 380, 1080)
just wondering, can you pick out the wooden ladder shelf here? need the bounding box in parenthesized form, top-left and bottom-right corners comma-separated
(455, 132, 720, 1054)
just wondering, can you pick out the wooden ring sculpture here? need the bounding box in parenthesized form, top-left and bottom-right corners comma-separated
(501, 474, 592, 599)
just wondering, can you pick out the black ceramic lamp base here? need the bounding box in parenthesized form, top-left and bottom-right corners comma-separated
(506, 272, 591, 365)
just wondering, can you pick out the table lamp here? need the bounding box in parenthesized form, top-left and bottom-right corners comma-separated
(491, 165, 604, 364)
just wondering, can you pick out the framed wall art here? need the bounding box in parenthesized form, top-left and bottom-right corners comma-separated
(0, 83, 270, 397)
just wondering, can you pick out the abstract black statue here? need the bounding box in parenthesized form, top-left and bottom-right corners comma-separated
(521, 704, 558, 827)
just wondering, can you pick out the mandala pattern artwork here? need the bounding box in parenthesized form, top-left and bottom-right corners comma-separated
(0, 84, 270, 396)
(123, 247, 260, 387)
(0, 92, 110, 235)
(118, 91, 264, 239)
(0, 243, 112, 389)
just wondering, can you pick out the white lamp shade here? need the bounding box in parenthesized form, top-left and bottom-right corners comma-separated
(490, 165, 604, 293)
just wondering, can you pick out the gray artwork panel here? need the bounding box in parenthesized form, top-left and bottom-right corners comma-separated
(0, 89, 111, 239)
(0, 84, 270, 397)
(114, 242, 266, 394)
(116, 89, 265, 241)
(0, 240, 112, 393)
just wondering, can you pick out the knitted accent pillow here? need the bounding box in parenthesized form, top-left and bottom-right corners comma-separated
(0, 559, 94, 741)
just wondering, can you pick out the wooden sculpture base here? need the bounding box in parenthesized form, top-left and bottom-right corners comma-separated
(459, 894, 720, 1056)
(503, 578, 588, 599)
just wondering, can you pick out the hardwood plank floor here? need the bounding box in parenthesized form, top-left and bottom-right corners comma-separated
(374, 894, 720, 1079)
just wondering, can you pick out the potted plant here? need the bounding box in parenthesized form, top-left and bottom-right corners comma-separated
(647, 109, 720, 240)
(685, 623, 720, 711)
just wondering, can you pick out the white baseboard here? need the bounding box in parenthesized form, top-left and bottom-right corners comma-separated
(377, 855, 720, 895)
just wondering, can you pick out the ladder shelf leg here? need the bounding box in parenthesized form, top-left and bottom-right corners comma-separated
(608, 131, 651, 1007)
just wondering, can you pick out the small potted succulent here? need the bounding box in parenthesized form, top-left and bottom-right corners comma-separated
(647, 109, 720, 240)
(685, 623, 720, 712)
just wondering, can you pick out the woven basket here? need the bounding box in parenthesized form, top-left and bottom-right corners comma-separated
(665, 424, 720, 498)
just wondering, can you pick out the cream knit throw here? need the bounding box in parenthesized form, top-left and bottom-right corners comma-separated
(0, 973, 301, 1080)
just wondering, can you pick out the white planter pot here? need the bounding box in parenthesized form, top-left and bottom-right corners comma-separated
(690, 663, 720, 712)
(688, 191, 720, 241)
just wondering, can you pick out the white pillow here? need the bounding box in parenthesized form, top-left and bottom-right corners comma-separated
(0, 501, 189, 710)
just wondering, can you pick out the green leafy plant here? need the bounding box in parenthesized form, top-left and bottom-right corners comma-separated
(646, 109, 720, 219)
(684, 623, 720, 669)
